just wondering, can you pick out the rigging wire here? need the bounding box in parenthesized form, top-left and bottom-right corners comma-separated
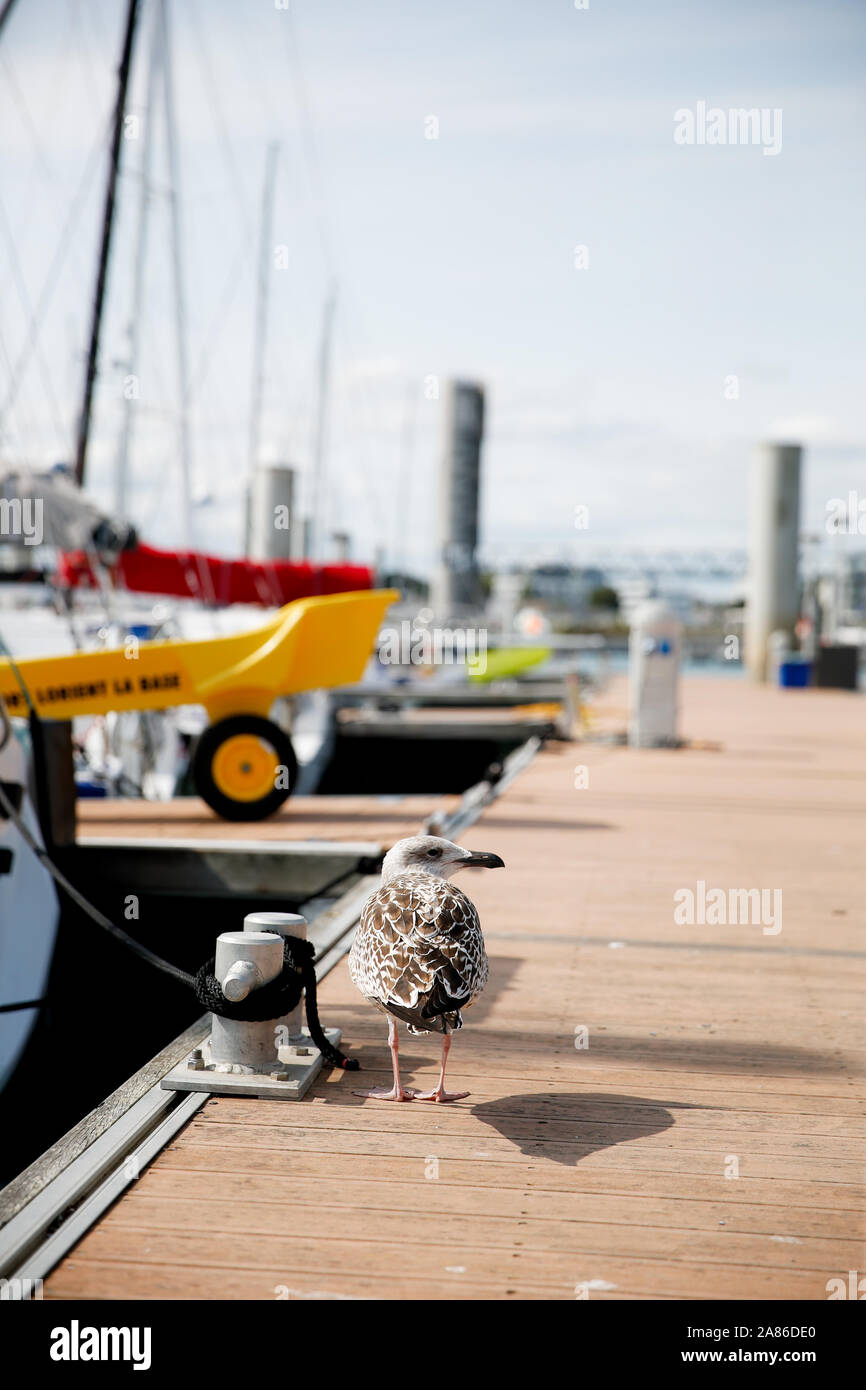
(185, 0, 253, 244)
(69, 0, 108, 98)
(0, 195, 68, 443)
(0, 51, 53, 184)
(183, 0, 322, 541)
(182, 0, 262, 499)
(186, 238, 247, 403)
(0, 318, 25, 450)
(280, 9, 396, 561)
(0, 110, 114, 445)
(0, 1, 127, 462)
(280, 7, 335, 281)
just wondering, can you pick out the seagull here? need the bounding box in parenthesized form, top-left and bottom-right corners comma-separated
(349, 834, 504, 1102)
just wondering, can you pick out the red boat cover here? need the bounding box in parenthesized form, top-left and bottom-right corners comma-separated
(58, 543, 374, 607)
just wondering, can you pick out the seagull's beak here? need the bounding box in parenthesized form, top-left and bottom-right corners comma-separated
(461, 850, 505, 869)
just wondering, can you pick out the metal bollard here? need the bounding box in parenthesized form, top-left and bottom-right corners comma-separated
(161, 915, 343, 1101)
(208, 930, 284, 1071)
(243, 912, 308, 1044)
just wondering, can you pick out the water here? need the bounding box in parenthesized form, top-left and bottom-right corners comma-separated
(578, 651, 746, 681)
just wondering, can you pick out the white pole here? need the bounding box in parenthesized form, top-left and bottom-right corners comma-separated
(746, 443, 802, 681)
(248, 463, 295, 561)
(392, 378, 417, 575)
(431, 380, 485, 615)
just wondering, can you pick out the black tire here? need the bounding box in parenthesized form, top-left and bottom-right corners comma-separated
(192, 714, 298, 821)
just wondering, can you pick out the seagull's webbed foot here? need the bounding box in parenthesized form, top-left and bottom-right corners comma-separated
(411, 1086, 470, 1103)
(353, 1085, 416, 1102)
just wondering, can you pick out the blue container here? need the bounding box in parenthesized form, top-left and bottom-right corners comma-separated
(779, 659, 811, 688)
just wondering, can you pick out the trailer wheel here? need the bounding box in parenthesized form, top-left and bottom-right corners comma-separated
(192, 715, 298, 821)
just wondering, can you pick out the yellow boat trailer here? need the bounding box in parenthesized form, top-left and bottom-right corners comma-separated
(0, 589, 398, 821)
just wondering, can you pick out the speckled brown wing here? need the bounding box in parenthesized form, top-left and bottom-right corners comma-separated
(348, 874, 489, 1034)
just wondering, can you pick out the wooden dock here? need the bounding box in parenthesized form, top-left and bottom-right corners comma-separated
(75, 793, 459, 845)
(43, 677, 865, 1300)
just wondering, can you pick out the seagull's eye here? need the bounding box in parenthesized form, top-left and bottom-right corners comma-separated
(426, 847, 442, 858)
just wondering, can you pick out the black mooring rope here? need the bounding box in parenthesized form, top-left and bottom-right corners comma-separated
(0, 997, 47, 1014)
(0, 701, 358, 1071)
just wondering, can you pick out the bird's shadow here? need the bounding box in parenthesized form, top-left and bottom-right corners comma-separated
(471, 1092, 701, 1165)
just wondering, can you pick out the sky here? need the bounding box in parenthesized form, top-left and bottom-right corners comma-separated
(1, 0, 864, 583)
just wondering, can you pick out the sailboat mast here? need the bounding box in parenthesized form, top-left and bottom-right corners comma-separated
(115, 0, 162, 518)
(73, 0, 142, 488)
(308, 281, 336, 562)
(0, 0, 23, 40)
(159, 0, 194, 546)
(247, 141, 280, 515)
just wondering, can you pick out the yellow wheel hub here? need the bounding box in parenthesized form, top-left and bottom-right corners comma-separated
(211, 734, 280, 803)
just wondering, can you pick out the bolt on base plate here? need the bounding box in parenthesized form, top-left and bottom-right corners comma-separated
(161, 1027, 343, 1101)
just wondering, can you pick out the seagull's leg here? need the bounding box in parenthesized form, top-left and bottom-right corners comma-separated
(413, 1033, 470, 1102)
(353, 1014, 415, 1101)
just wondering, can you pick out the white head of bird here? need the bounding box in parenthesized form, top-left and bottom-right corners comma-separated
(381, 835, 505, 884)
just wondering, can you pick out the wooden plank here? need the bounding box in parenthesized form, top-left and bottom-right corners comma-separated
(45, 1234, 846, 1301)
(105, 1185, 863, 1247)
(39, 1258, 718, 1301)
(79, 1207, 865, 1275)
(141, 1116, 866, 1181)
(212, 1111, 864, 1147)
(130, 1169, 865, 1236)
(153, 1148, 866, 1210)
(198, 1093, 866, 1140)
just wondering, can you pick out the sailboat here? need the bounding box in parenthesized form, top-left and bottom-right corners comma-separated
(1, 0, 376, 804)
(0, 704, 59, 1090)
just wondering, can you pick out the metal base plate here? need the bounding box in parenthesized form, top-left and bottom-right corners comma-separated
(160, 1027, 342, 1101)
